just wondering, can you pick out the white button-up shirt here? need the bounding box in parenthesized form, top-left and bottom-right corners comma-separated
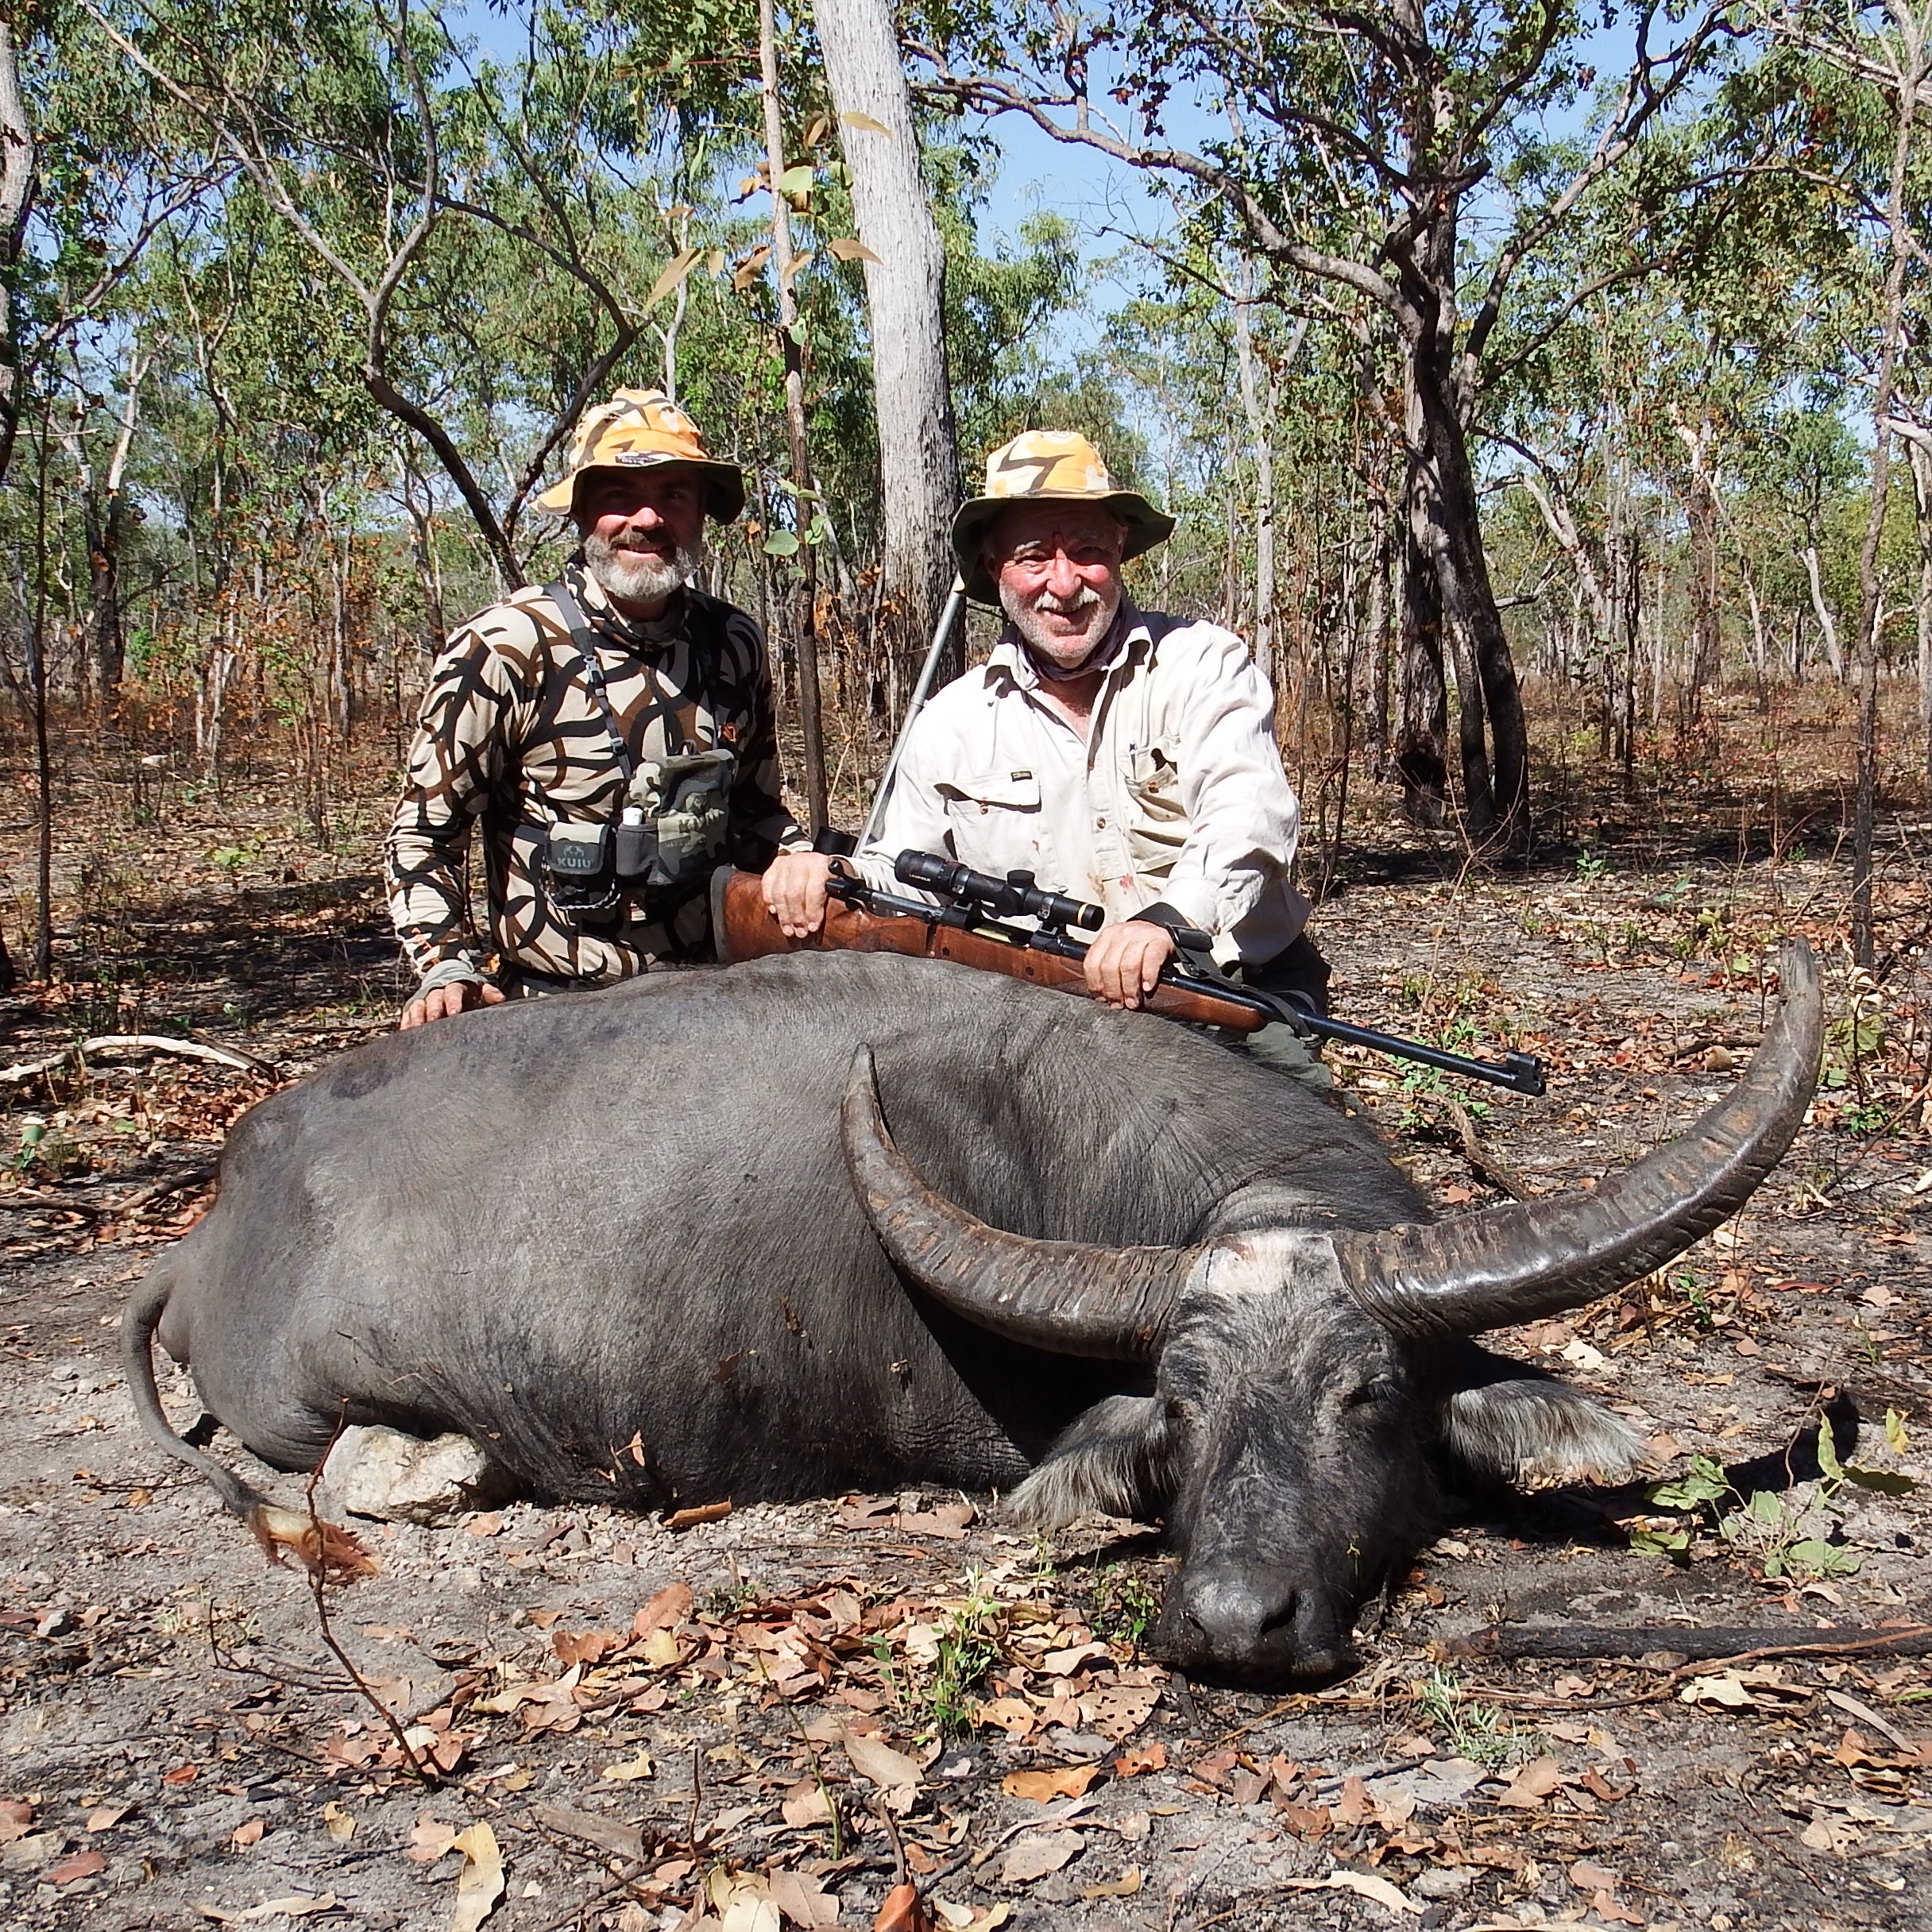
(856, 607, 1308, 964)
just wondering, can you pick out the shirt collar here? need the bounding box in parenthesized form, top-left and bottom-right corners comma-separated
(991, 603, 1151, 693)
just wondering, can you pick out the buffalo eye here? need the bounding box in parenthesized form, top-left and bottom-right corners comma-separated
(1163, 1397, 1193, 1428)
(1343, 1379, 1401, 1409)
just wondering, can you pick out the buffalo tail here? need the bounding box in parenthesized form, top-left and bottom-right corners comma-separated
(121, 1264, 270, 1520)
(120, 1265, 375, 1581)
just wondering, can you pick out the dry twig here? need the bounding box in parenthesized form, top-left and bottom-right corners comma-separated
(1, 1033, 272, 1083)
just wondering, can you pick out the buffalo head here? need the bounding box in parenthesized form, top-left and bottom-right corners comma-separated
(840, 942, 1821, 1686)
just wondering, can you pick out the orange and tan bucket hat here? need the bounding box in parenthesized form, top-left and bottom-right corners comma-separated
(538, 388, 746, 522)
(951, 429, 1174, 603)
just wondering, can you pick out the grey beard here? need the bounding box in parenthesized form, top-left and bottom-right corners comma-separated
(584, 531, 702, 607)
(999, 579, 1119, 671)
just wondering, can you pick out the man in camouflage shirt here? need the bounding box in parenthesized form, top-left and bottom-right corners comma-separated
(387, 389, 808, 1027)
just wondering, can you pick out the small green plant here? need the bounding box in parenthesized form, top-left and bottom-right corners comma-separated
(701, 1579, 759, 1621)
(1822, 1010, 1884, 1093)
(1397, 1018, 1493, 1134)
(207, 837, 265, 882)
(1090, 1566, 1160, 1652)
(14, 1115, 89, 1178)
(922, 1570, 1002, 1737)
(1027, 1532, 1058, 1585)
(1841, 1101, 1889, 1134)
(1575, 850, 1611, 884)
(1633, 1427, 1914, 1581)
(1676, 1273, 1714, 1329)
(1416, 1667, 1520, 1767)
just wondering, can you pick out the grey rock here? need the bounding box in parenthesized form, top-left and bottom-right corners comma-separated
(316, 1425, 503, 1524)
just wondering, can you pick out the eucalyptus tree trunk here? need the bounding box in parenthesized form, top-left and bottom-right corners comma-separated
(0, 23, 33, 492)
(813, 0, 960, 704)
(759, 0, 829, 834)
(1849, 0, 1931, 969)
(1904, 434, 1932, 785)
(1231, 263, 1279, 691)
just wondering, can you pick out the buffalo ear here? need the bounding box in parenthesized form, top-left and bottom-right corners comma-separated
(1441, 1369, 1652, 1490)
(1007, 1395, 1172, 1531)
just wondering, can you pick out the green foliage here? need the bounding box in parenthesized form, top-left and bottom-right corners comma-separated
(1088, 1566, 1159, 1652)
(1634, 1421, 1915, 1580)
(1416, 1667, 1520, 1768)
(922, 1570, 1002, 1738)
(1822, 1010, 1884, 1092)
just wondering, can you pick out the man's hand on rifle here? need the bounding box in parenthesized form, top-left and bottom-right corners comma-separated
(763, 851, 836, 937)
(1083, 918, 1177, 1010)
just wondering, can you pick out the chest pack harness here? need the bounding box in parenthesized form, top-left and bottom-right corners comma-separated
(538, 579, 738, 927)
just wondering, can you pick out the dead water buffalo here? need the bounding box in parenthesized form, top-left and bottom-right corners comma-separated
(126, 943, 1820, 1684)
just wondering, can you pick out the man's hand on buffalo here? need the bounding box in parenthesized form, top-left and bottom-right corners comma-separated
(399, 978, 508, 1030)
(763, 850, 836, 938)
(1083, 918, 1177, 1010)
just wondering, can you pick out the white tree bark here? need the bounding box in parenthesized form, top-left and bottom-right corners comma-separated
(0, 21, 37, 489)
(1231, 261, 1293, 692)
(813, 0, 958, 695)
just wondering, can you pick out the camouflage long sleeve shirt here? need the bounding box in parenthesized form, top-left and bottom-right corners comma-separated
(385, 566, 806, 987)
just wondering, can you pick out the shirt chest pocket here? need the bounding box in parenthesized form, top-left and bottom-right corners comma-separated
(936, 767, 1053, 874)
(1124, 744, 1188, 871)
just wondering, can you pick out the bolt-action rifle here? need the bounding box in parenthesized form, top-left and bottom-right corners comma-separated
(713, 850, 1546, 1097)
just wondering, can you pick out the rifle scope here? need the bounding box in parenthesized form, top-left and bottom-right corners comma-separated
(895, 851, 1105, 933)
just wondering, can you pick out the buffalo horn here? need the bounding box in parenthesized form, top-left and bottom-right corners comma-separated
(1335, 939, 1822, 1338)
(840, 1045, 1196, 1360)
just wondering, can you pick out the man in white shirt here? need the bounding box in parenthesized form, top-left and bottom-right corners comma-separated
(763, 430, 1328, 1075)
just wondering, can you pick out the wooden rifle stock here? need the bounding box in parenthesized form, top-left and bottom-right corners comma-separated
(713, 868, 1265, 1033)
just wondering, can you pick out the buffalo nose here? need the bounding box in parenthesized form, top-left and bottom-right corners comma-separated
(1160, 1569, 1351, 1684)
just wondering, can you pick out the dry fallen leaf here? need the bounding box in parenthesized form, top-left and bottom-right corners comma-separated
(872, 1882, 937, 1932)
(1080, 1865, 1142, 1899)
(844, 1728, 922, 1792)
(600, 1751, 655, 1783)
(999, 1830, 1084, 1884)
(449, 1822, 506, 1931)
(230, 1818, 265, 1849)
(633, 1582, 694, 1633)
(83, 1803, 131, 1833)
(1001, 1764, 1099, 1803)
(768, 1865, 842, 1930)
(930, 1906, 1010, 1932)
(974, 1698, 1037, 1739)
(707, 1868, 780, 1932)
(203, 1895, 342, 1923)
(780, 1781, 833, 1829)
(665, 1500, 732, 1532)
(1495, 1755, 1564, 1808)
(1279, 1870, 1421, 1915)
(1112, 1741, 1165, 1778)
(0, 1799, 32, 1844)
(44, 1849, 108, 1886)
(321, 1802, 355, 1844)
(408, 1817, 461, 1864)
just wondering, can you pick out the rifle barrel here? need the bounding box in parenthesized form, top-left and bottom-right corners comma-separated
(825, 872, 1547, 1096)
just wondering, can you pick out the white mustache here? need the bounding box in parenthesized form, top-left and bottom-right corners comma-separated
(1031, 586, 1100, 616)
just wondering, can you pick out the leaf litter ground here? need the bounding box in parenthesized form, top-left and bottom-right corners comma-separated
(0, 742, 1928, 1931)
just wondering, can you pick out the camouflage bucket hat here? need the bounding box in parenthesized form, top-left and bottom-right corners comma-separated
(538, 388, 747, 523)
(951, 429, 1175, 604)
